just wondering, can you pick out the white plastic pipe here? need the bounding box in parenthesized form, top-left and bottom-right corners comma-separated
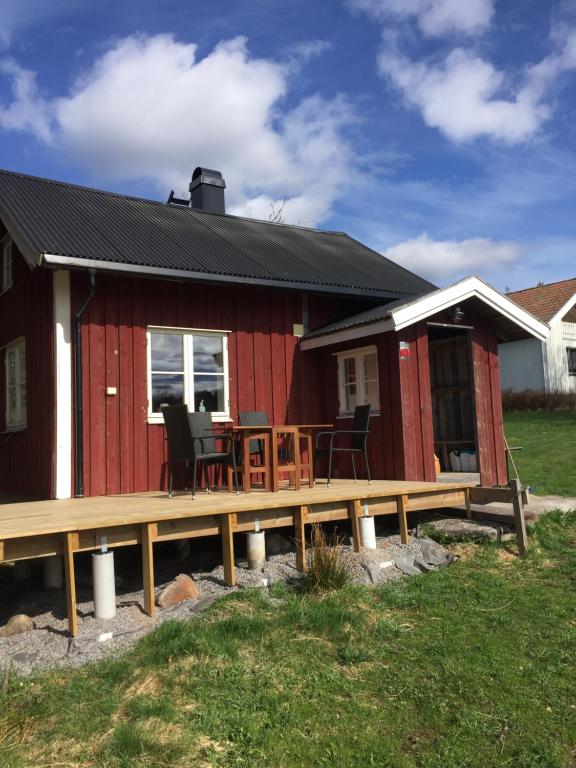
(246, 531, 266, 570)
(92, 551, 117, 619)
(359, 516, 377, 550)
(43, 556, 63, 590)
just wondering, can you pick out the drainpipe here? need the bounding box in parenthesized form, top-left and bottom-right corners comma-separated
(74, 270, 96, 497)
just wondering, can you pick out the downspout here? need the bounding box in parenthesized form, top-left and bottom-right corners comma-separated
(74, 270, 96, 497)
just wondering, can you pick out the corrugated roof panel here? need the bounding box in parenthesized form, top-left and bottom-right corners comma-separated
(0, 168, 436, 299)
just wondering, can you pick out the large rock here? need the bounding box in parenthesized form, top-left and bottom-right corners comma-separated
(426, 518, 503, 542)
(265, 531, 293, 556)
(419, 538, 457, 567)
(0, 614, 35, 637)
(156, 574, 199, 608)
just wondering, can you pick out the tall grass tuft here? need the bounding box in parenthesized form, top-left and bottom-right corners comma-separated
(303, 524, 351, 593)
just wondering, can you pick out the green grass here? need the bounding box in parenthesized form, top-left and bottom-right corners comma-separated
(1, 512, 576, 767)
(504, 410, 576, 496)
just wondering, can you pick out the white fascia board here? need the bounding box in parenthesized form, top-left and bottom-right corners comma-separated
(300, 318, 394, 351)
(53, 270, 73, 499)
(548, 291, 576, 326)
(391, 276, 549, 341)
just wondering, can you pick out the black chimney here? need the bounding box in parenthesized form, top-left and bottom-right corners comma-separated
(189, 167, 226, 214)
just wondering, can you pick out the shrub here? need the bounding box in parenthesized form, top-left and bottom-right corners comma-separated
(303, 524, 351, 593)
(502, 389, 576, 412)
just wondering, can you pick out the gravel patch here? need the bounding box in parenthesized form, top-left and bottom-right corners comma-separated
(0, 533, 452, 676)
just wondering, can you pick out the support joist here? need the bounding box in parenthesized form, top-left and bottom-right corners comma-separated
(348, 499, 362, 553)
(221, 514, 237, 586)
(295, 505, 308, 572)
(63, 532, 79, 638)
(142, 522, 157, 618)
(397, 495, 409, 545)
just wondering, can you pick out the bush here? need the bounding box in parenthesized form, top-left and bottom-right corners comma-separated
(502, 389, 576, 412)
(303, 524, 351, 593)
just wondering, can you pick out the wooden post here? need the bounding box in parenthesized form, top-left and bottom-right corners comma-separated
(464, 487, 472, 520)
(142, 522, 157, 618)
(396, 495, 409, 545)
(221, 513, 237, 586)
(63, 532, 79, 638)
(510, 478, 528, 557)
(348, 499, 362, 553)
(295, 505, 308, 572)
(0, 540, 4, 563)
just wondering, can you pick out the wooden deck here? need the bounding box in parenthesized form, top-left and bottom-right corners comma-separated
(0, 479, 474, 636)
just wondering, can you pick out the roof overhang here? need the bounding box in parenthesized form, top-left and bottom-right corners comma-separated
(301, 276, 550, 350)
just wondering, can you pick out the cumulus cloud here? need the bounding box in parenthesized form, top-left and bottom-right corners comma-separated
(0, 58, 52, 141)
(349, 0, 494, 37)
(0, 34, 354, 226)
(383, 234, 522, 281)
(0, 0, 83, 48)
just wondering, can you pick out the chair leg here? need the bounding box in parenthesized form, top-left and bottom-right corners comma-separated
(327, 449, 333, 487)
(203, 462, 211, 493)
(168, 462, 174, 498)
(364, 447, 371, 484)
(351, 453, 358, 482)
(192, 457, 198, 500)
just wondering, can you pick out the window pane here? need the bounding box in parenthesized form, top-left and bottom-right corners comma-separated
(345, 385, 357, 412)
(194, 375, 224, 412)
(7, 350, 16, 386)
(150, 333, 183, 372)
(364, 353, 377, 381)
(151, 373, 184, 412)
(343, 357, 356, 385)
(365, 379, 379, 409)
(193, 336, 224, 373)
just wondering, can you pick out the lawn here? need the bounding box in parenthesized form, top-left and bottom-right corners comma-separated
(504, 410, 576, 496)
(1, 512, 575, 767)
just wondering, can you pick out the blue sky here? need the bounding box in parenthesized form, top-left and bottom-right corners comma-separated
(0, 0, 575, 291)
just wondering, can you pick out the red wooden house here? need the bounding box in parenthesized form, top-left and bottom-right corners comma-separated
(0, 167, 548, 501)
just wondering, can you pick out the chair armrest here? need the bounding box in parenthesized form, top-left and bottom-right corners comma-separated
(315, 429, 370, 448)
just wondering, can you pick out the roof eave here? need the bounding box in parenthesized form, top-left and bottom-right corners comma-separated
(40, 253, 413, 300)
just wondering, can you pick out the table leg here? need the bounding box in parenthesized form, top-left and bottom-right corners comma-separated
(142, 522, 157, 618)
(293, 428, 301, 491)
(271, 427, 280, 492)
(63, 532, 79, 638)
(243, 434, 251, 494)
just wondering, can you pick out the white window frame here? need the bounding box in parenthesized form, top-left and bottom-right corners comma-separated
(4, 337, 26, 431)
(1, 236, 13, 294)
(147, 326, 231, 423)
(335, 345, 380, 417)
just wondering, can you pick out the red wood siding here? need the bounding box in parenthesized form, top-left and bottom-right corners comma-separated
(472, 320, 507, 486)
(74, 274, 334, 496)
(0, 246, 54, 498)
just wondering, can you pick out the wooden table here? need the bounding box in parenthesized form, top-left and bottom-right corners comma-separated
(232, 424, 332, 492)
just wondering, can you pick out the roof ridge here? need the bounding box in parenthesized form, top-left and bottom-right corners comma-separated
(508, 276, 576, 295)
(0, 167, 345, 236)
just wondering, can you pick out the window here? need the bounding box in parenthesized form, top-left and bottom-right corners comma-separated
(567, 348, 576, 376)
(337, 346, 379, 415)
(147, 328, 229, 421)
(1, 237, 12, 294)
(4, 338, 26, 430)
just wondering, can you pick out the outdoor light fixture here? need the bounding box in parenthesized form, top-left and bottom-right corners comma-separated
(451, 305, 465, 324)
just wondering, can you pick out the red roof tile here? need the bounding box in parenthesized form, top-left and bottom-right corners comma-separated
(507, 277, 576, 323)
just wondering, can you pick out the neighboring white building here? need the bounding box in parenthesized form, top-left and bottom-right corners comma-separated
(499, 278, 576, 392)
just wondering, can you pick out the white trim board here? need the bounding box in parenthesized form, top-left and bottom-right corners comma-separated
(301, 276, 549, 351)
(53, 270, 72, 499)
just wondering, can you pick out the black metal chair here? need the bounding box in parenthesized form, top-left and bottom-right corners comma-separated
(161, 405, 239, 499)
(314, 404, 371, 486)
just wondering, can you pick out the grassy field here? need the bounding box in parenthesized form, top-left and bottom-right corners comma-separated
(1, 512, 575, 767)
(504, 410, 576, 496)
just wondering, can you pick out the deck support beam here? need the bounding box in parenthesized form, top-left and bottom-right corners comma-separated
(142, 522, 157, 617)
(348, 499, 362, 553)
(295, 505, 308, 572)
(221, 513, 237, 586)
(397, 495, 409, 545)
(465, 487, 472, 520)
(63, 532, 79, 637)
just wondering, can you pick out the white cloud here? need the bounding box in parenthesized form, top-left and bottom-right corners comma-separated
(0, 0, 83, 48)
(383, 234, 522, 281)
(349, 0, 493, 37)
(378, 28, 576, 144)
(0, 34, 354, 226)
(0, 58, 52, 141)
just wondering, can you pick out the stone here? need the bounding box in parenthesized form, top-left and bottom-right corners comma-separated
(265, 531, 293, 555)
(418, 538, 456, 567)
(156, 574, 199, 608)
(426, 518, 502, 542)
(366, 563, 381, 583)
(0, 614, 35, 638)
(393, 553, 424, 576)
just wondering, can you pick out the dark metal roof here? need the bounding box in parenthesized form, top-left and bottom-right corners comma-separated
(304, 298, 407, 338)
(0, 168, 436, 299)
